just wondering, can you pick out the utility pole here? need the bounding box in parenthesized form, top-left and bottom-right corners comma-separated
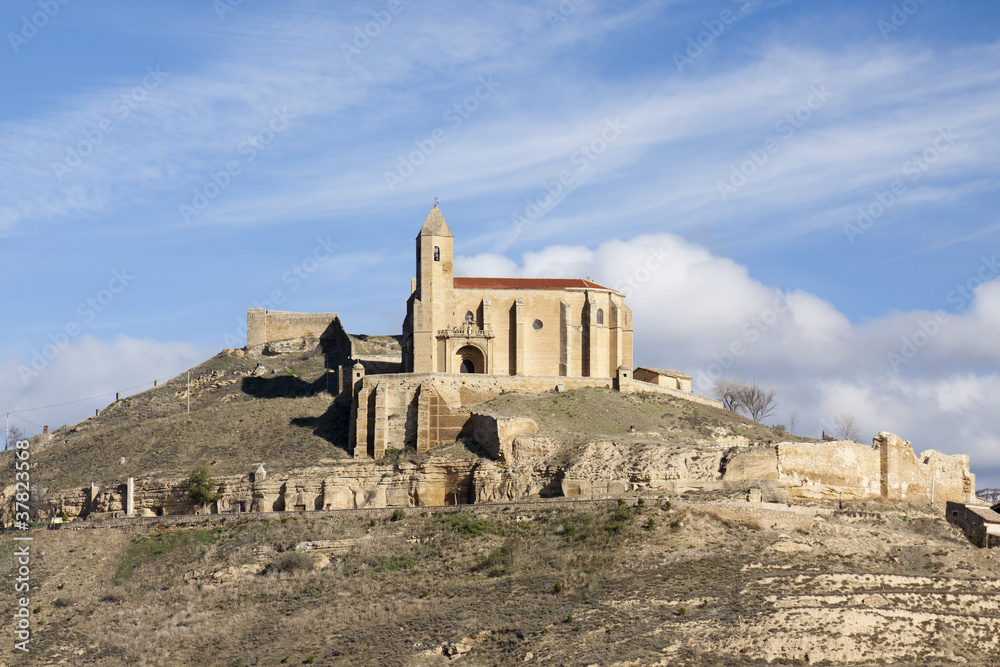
(4, 412, 8, 451)
(187, 371, 191, 414)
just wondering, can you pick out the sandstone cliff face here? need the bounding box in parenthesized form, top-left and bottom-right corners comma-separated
(14, 426, 975, 524)
(775, 440, 882, 500)
(40, 459, 479, 521)
(560, 440, 731, 497)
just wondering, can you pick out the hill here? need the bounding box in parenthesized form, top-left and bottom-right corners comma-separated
(15, 345, 797, 505)
(3, 347, 995, 665)
(4, 497, 999, 665)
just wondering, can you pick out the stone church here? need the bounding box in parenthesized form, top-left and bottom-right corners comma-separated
(402, 205, 634, 377)
(246, 206, 705, 457)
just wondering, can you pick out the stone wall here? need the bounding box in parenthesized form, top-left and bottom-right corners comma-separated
(45, 459, 482, 521)
(719, 435, 975, 504)
(617, 375, 723, 409)
(351, 372, 619, 457)
(774, 441, 881, 500)
(246, 309, 350, 353)
(875, 432, 975, 503)
(467, 414, 541, 461)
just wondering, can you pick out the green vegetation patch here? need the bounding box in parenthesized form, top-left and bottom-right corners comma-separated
(435, 512, 501, 538)
(113, 528, 220, 584)
(366, 554, 417, 572)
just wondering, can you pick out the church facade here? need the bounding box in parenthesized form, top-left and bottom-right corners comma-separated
(402, 206, 633, 378)
(244, 206, 708, 458)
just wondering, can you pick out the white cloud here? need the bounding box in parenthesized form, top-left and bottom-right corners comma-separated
(458, 234, 1000, 486)
(3, 335, 212, 434)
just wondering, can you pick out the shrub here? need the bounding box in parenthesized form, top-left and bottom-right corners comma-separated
(367, 555, 416, 572)
(391, 509, 406, 522)
(553, 581, 563, 594)
(268, 551, 314, 575)
(188, 462, 218, 504)
(439, 513, 498, 538)
(644, 518, 656, 532)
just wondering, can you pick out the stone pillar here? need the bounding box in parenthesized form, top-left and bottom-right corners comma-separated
(372, 383, 389, 459)
(247, 307, 267, 348)
(416, 381, 432, 453)
(90, 483, 100, 512)
(337, 365, 345, 395)
(126, 477, 134, 516)
(614, 364, 632, 392)
(876, 432, 904, 500)
(353, 385, 371, 458)
(255, 463, 267, 482)
(560, 301, 573, 377)
(480, 298, 491, 329)
(511, 300, 525, 376)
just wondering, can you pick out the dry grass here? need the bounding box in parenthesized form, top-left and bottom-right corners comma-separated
(6, 499, 1000, 666)
(17, 350, 353, 492)
(479, 387, 803, 447)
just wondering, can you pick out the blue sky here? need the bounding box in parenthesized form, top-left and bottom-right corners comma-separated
(2, 1, 999, 486)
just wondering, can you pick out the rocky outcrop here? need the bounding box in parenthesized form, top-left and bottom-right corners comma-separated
(561, 440, 731, 497)
(11, 430, 977, 525)
(467, 413, 544, 462)
(37, 459, 480, 521)
(775, 440, 881, 500)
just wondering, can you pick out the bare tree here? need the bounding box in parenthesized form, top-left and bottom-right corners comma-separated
(787, 411, 799, 436)
(5, 425, 25, 450)
(738, 382, 777, 424)
(712, 379, 743, 413)
(713, 379, 778, 423)
(833, 414, 861, 441)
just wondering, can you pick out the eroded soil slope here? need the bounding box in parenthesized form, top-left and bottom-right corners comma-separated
(2, 498, 997, 666)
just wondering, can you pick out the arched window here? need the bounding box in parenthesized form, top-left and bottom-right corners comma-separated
(464, 311, 475, 323)
(596, 309, 604, 325)
(434, 246, 440, 261)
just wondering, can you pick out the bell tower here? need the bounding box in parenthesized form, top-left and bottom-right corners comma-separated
(410, 205, 454, 372)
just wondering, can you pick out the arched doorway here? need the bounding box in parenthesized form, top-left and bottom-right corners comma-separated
(455, 344, 485, 373)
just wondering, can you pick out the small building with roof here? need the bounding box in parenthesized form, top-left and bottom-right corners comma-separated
(947, 501, 1000, 548)
(632, 367, 693, 392)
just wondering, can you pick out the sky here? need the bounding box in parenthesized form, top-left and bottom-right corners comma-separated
(2, 0, 999, 487)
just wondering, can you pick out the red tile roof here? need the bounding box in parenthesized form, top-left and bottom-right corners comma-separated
(454, 277, 614, 291)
